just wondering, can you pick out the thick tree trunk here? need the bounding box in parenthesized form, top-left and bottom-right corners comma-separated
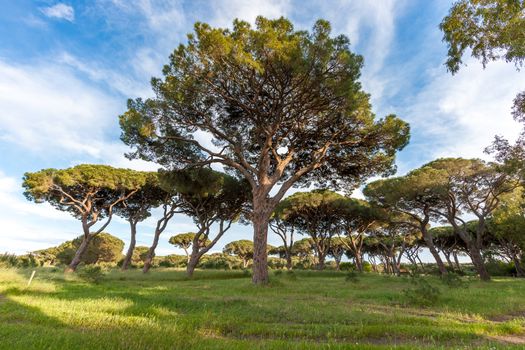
(317, 253, 326, 270)
(354, 252, 363, 272)
(252, 198, 271, 285)
(67, 235, 92, 272)
(121, 221, 137, 271)
(468, 243, 490, 281)
(186, 252, 201, 277)
(513, 255, 524, 277)
(422, 229, 448, 276)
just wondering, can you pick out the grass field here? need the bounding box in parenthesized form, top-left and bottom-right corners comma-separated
(0, 268, 524, 349)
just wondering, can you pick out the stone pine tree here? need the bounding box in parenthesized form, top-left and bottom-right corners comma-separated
(23, 164, 147, 272)
(364, 170, 449, 276)
(162, 168, 250, 276)
(335, 198, 383, 272)
(114, 172, 166, 270)
(423, 158, 517, 280)
(119, 17, 410, 284)
(169, 233, 203, 263)
(284, 190, 347, 270)
(223, 240, 254, 268)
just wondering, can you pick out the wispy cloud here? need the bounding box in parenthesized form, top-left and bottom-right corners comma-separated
(41, 3, 75, 22)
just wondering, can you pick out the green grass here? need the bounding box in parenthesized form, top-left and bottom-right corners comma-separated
(0, 268, 524, 349)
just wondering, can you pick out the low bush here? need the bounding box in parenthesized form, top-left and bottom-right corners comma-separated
(441, 272, 467, 288)
(345, 271, 360, 283)
(77, 265, 105, 284)
(403, 277, 441, 306)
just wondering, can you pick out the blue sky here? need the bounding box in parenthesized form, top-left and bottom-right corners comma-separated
(0, 1, 523, 257)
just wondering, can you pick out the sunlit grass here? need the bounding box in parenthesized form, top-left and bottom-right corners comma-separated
(0, 267, 524, 349)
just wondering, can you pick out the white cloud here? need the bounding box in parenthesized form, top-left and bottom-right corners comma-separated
(0, 59, 120, 156)
(41, 3, 75, 22)
(404, 58, 523, 163)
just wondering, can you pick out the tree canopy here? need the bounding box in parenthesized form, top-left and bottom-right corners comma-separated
(440, 0, 525, 74)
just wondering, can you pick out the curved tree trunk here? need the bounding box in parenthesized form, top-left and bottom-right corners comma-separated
(513, 256, 524, 277)
(121, 221, 137, 271)
(143, 230, 161, 273)
(468, 243, 490, 281)
(453, 252, 461, 271)
(186, 252, 201, 277)
(422, 230, 448, 276)
(66, 235, 92, 272)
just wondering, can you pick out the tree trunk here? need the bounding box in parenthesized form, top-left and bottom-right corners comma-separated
(121, 221, 137, 271)
(317, 253, 326, 270)
(422, 229, 448, 276)
(513, 255, 525, 277)
(285, 251, 293, 270)
(334, 256, 341, 271)
(453, 252, 461, 271)
(443, 251, 453, 269)
(251, 198, 271, 285)
(468, 243, 490, 281)
(67, 235, 92, 272)
(354, 252, 363, 272)
(186, 252, 201, 277)
(143, 230, 161, 273)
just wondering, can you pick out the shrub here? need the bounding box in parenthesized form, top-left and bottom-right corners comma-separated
(345, 271, 360, 283)
(77, 265, 105, 284)
(403, 277, 441, 306)
(362, 261, 373, 273)
(0, 253, 19, 268)
(273, 269, 283, 276)
(485, 260, 515, 276)
(157, 254, 187, 268)
(441, 272, 467, 288)
(339, 262, 354, 271)
(267, 257, 287, 269)
(198, 253, 243, 270)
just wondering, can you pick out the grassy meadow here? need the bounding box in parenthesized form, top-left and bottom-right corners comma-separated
(0, 268, 524, 349)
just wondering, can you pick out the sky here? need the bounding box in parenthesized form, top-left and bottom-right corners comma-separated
(0, 1, 523, 258)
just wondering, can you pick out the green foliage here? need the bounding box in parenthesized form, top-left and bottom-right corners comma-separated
(77, 265, 105, 284)
(345, 271, 360, 283)
(223, 240, 254, 262)
(198, 253, 243, 270)
(120, 16, 409, 194)
(23, 165, 148, 220)
(157, 255, 187, 268)
(441, 273, 467, 289)
(485, 260, 516, 276)
(403, 277, 441, 307)
(0, 253, 19, 268)
(440, 0, 525, 74)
